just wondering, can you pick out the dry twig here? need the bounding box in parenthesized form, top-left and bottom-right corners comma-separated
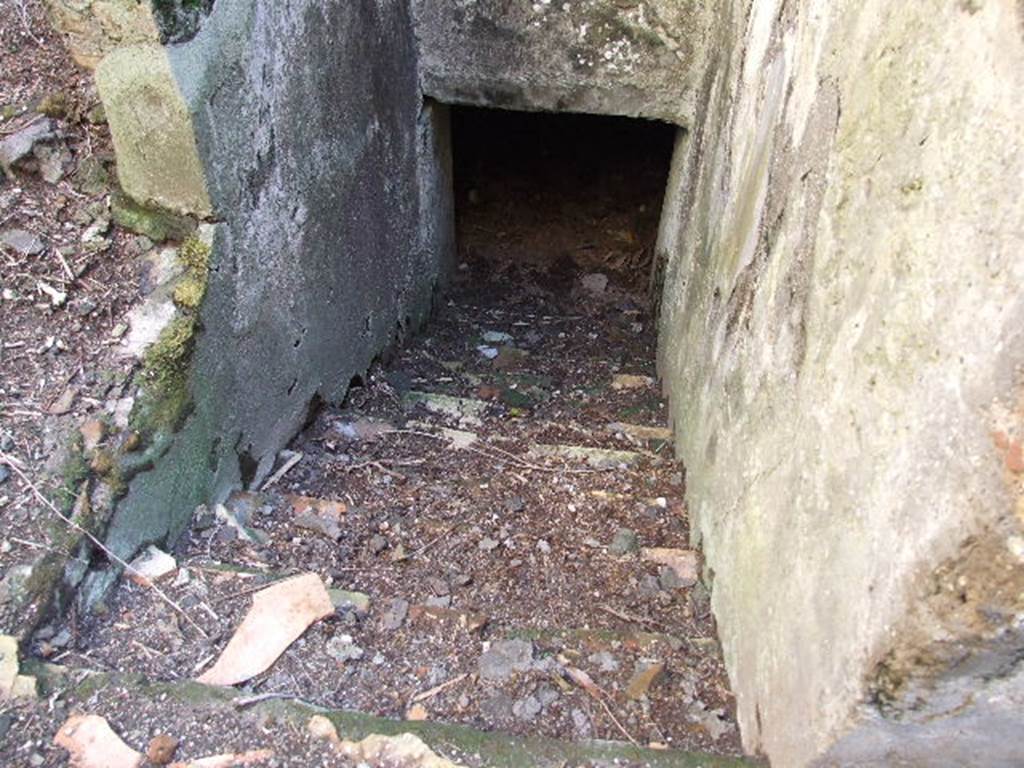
(0, 452, 210, 639)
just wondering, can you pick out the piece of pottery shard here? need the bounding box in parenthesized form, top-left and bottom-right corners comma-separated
(54, 714, 144, 768)
(197, 572, 334, 686)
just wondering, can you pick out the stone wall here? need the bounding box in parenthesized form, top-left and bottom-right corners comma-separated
(655, 0, 1024, 765)
(411, 0, 713, 124)
(78, 0, 453, 601)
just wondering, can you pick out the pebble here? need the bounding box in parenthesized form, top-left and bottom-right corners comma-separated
(367, 534, 388, 554)
(512, 694, 542, 721)
(478, 537, 499, 552)
(425, 595, 451, 609)
(380, 597, 410, 630)
(426, 576, 449, 596)
(478, 639, 534, 681)
(536, 539, 551, 554)
(504, 496, 525, 513)
(147, 734, 179, 765)
(0, 466, 9, 485)
(325, 634, 364, 663)
(588, 651, 620, 672)
(609, 527, 640, 555)
(0, 228, 44, 256)
(572, 708, 593, 738)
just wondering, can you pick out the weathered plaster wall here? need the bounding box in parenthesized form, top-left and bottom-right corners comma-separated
(412, 0, 713, 124)
(80, 0, 453, 601)
(656, 1, 1024, 765)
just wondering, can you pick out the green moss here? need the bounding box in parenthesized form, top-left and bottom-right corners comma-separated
(131, 315, 198, 436)
(111, 192, 195, 243)
(58, 436, 89, 511)
(172, 234, 211, 310)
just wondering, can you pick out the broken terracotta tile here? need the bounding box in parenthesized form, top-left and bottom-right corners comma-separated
(641, 548, 699, 586)
(610, 374, 654, 390)
(168, 750, 275, 768)
(197, 573, 334, 686)
(54, 714, 144, 768)
(335, 733, 465, 768)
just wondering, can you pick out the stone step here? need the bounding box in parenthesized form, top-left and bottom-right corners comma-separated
(30, 664, 761, 767)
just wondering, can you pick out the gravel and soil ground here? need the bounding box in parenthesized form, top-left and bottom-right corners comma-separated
(1, 11, 746, 766)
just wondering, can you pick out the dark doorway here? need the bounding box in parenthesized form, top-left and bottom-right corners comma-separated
(450, 106, 677, 294)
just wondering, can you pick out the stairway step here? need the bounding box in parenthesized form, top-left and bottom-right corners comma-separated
(31, 665, 761, 767)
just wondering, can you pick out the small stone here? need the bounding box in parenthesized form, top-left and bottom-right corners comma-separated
(367, 534, 388, 555)
(47, 386, 78, 416)
(626, 661, 665, 700)
(295, 513, 343, 541)
(658, 566, 683, 591)
(381, 598, 410, 630)
(330, 589, 371, 615)
(426, 576, 449, 596)
(642, 548, 699, 587)
(572, 708, 592, 738)
(79, 419, 106, 452)
(406, 704, 429, 721)
(478, 639, 534, 681)
(0, 228, 44, 256)
(0, 467, 9, 485)
(453, 573, 472, 587)
(389, 543, 408, 561)
(579, 272, 608, 295)
(512, 695, 542, 721)
(536, 539, 551, 554)
(504, 496, 525, 513)
(147, 734, 179, 765)
(127, 546, 176, 584)
(0, 118, 56, 175)
(325, 634, 363, 663)
(479, 537, 499, 552)
(477, 346, 499, 359)
(609, 527, 640, 556)
(425, 595, 451, 609)
(69, 297, 98, 317)
(588, 651, 620, 673)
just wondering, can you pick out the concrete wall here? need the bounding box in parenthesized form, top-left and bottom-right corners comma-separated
(412, 0, 713, 124)
(655, 1, 1024, 765)
(80, 0, 453, 601)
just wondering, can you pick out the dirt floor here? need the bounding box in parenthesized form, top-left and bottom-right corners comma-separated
(0, 0, 142, 634)
(1, 12, 744, 766)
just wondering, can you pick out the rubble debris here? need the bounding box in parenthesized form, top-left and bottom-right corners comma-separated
(642, 548, 699, 587)
(0, 634, 37, 700)
(197, 573, 334, 686)
(54, 715, 143, 768)
(479, 639, 534, 681)
(403, 391, 488, 427)
(611, 373, 655, 390)
(528, 443, 644, 469)
(127, 545, 177, 585)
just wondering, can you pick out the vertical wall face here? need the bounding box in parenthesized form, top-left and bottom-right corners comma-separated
(83, 0, 453, 597)
(656, 0, 1024, 764)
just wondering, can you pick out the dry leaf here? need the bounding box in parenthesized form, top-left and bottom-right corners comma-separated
(197, 573, 334, 686)
(54, 715, 144, 768)
(563, 665, 604, 699)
